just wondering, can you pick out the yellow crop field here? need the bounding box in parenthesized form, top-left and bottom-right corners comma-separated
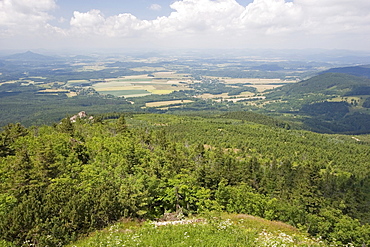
(0, 81, 18, 85)
(146, 100, 193, 107)
(67, 92, 78, 97)
(197, 93, 230, 99)
(38, 89, 69, 93)
(148, 90, 174, 94)
(91, 73, 191, 97)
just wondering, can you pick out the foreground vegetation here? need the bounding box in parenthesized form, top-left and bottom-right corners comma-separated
(1, 113, 369, 246)
(69, 214, 325, 247)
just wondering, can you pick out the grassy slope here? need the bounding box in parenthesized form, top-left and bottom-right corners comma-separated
(68, 214, 325, 247)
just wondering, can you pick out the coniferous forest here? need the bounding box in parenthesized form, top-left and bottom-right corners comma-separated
(1, 112, 369, 246)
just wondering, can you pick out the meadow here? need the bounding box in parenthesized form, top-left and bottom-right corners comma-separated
(68, 214, 325, 247)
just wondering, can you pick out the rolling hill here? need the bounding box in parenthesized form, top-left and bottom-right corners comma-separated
(265, 72, 370, 134)
(268, 72, 370, 97)
(3, 51, 58, 61)
(323, 64, 370, 79)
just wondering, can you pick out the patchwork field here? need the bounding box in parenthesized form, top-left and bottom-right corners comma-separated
(91, 73, 192, 97)
(221, 78, 296, 92)
(63, 72, 293, 98)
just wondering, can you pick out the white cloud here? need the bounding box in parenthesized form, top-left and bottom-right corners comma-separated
(67, 0, 369, 41)
(70, 9, 105, 34)
(149, 4, 162, 11)
(164, 0, 244, 32)
(1, 0, 370, 50)
(0, 0, 56, 35)
(239, 0, 303, 34)
(294, 0, 370, 34)
(69, 9, 151, 37)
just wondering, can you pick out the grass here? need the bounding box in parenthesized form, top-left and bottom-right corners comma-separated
(68, 214, 326, 247)
(0, 239, 13, 247)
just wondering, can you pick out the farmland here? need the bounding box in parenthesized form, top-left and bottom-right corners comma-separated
(90, 73, 192, 97)
(146, 100, 193, 107)
(4, 50, 369, 133)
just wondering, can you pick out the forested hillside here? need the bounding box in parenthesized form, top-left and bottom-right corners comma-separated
(265, 72, 370, 134)
(0, 113, 369, 246)
(323, 65, 370, 79)
(267, 73, 370, 97)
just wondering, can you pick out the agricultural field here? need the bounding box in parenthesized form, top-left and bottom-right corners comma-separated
(0, 81, 17, 85)
(220, 77, 297, 92)
(146, 100, 193, 107)
(90, 73, 192, 97)
(37, 89, 69, 94)
(67, 79, 90, 86)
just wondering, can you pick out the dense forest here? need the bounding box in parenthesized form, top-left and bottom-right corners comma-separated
(264, 72, 370, 134)
(0, 112, 369, 246)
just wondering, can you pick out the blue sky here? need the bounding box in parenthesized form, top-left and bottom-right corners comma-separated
(55, 0, 175, 22)
(1, 0, 369, 52)
(55, 0, 255, 20)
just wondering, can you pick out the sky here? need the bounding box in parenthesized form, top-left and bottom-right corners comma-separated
(1, 0, 370, 52)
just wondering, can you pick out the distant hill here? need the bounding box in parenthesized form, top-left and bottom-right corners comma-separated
(322, 65, 370, 79)
(265, 72, 370, 134)
(3, 51, 57, 61)
(268, 73, 370, 97)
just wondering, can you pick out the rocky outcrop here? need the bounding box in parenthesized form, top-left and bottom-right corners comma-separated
(69, 111, 93, 122)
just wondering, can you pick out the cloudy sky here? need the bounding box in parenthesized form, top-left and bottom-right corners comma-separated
(1, 0, 370, 51)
